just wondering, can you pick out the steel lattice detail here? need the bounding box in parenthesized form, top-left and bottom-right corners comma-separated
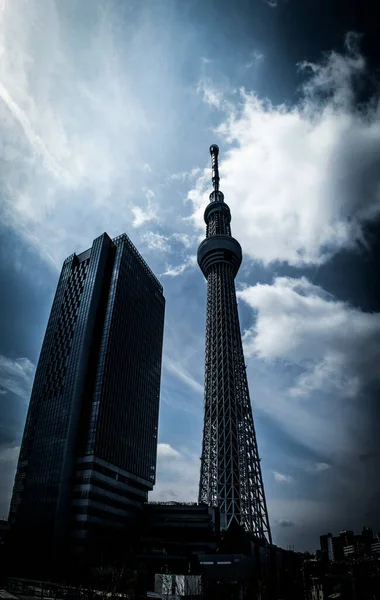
(198, 144, 272, 544)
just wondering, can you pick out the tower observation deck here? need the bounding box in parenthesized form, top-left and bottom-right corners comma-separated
(198, 144, 272, 544)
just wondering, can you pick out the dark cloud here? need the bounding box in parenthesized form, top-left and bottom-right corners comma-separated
(276, 519, 295, 528)
(359, 452, 377, 463)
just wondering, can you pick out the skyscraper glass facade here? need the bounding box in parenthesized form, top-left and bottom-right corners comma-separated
(9, 232, 165, 556)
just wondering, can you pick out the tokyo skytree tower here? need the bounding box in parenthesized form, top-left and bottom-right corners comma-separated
(198, 144, 272, 544)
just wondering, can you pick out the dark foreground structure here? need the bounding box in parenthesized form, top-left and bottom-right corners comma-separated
(198, 144, 271, 542)
(137, 501, 303, 600)
(8, 232, 165, 573)
(304, 527, 380, 600)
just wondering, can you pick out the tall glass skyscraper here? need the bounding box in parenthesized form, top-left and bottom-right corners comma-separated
(9, 232, 165, 560)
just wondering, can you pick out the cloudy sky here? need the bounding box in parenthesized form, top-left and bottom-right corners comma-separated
(0, 0, 379, 552)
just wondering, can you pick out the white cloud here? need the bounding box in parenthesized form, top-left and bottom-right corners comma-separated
(169, 168, 202, 183)
(130, 207, 155, 228)
(164, 358, 204, 395)
(162, 263, 188, 277)
(306, 462, 332, 472)
(0, 355, 35, 400)
(171, 233, 194, 249)
(245, 50, 264, 69)
(189, 34, 380, 266)
(142, 187, 156, 201)
(238, 276, 380, 398)
(0, 1, 190, 265)
(0, 3, 146, 231)
(0, 445, 20, 463)
(131, 192, 158, 228)
(150, 444, 200, 502)
(273, 471, 293, 483)
(276, 518, 295, 527)
(162, 255, 197, 277)
(157, 443, 181, 459)
(142, 231, 195, 254)
(142, 231, 171, 253)
(196, 78, 224, 109)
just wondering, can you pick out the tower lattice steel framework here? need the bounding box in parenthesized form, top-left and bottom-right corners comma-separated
(198, 144, 272, 544)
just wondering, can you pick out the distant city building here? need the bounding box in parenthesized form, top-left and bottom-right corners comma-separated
(197, 145, 271, 543)
(322, 534, 334, 562)
(320, 527, 376, 562)
(9, 232, 165, 563)
(339, 530, 355, 547)
(138, 502, 302, 600)
(306, 527, 380, 600)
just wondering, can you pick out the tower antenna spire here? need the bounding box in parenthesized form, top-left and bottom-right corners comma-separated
(210, 144, 220, 192)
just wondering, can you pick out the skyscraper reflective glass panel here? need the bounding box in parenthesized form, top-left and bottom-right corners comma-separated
(9, 232, 165, 554)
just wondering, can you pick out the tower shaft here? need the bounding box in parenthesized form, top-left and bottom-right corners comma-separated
(198, 145, 271, 543)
